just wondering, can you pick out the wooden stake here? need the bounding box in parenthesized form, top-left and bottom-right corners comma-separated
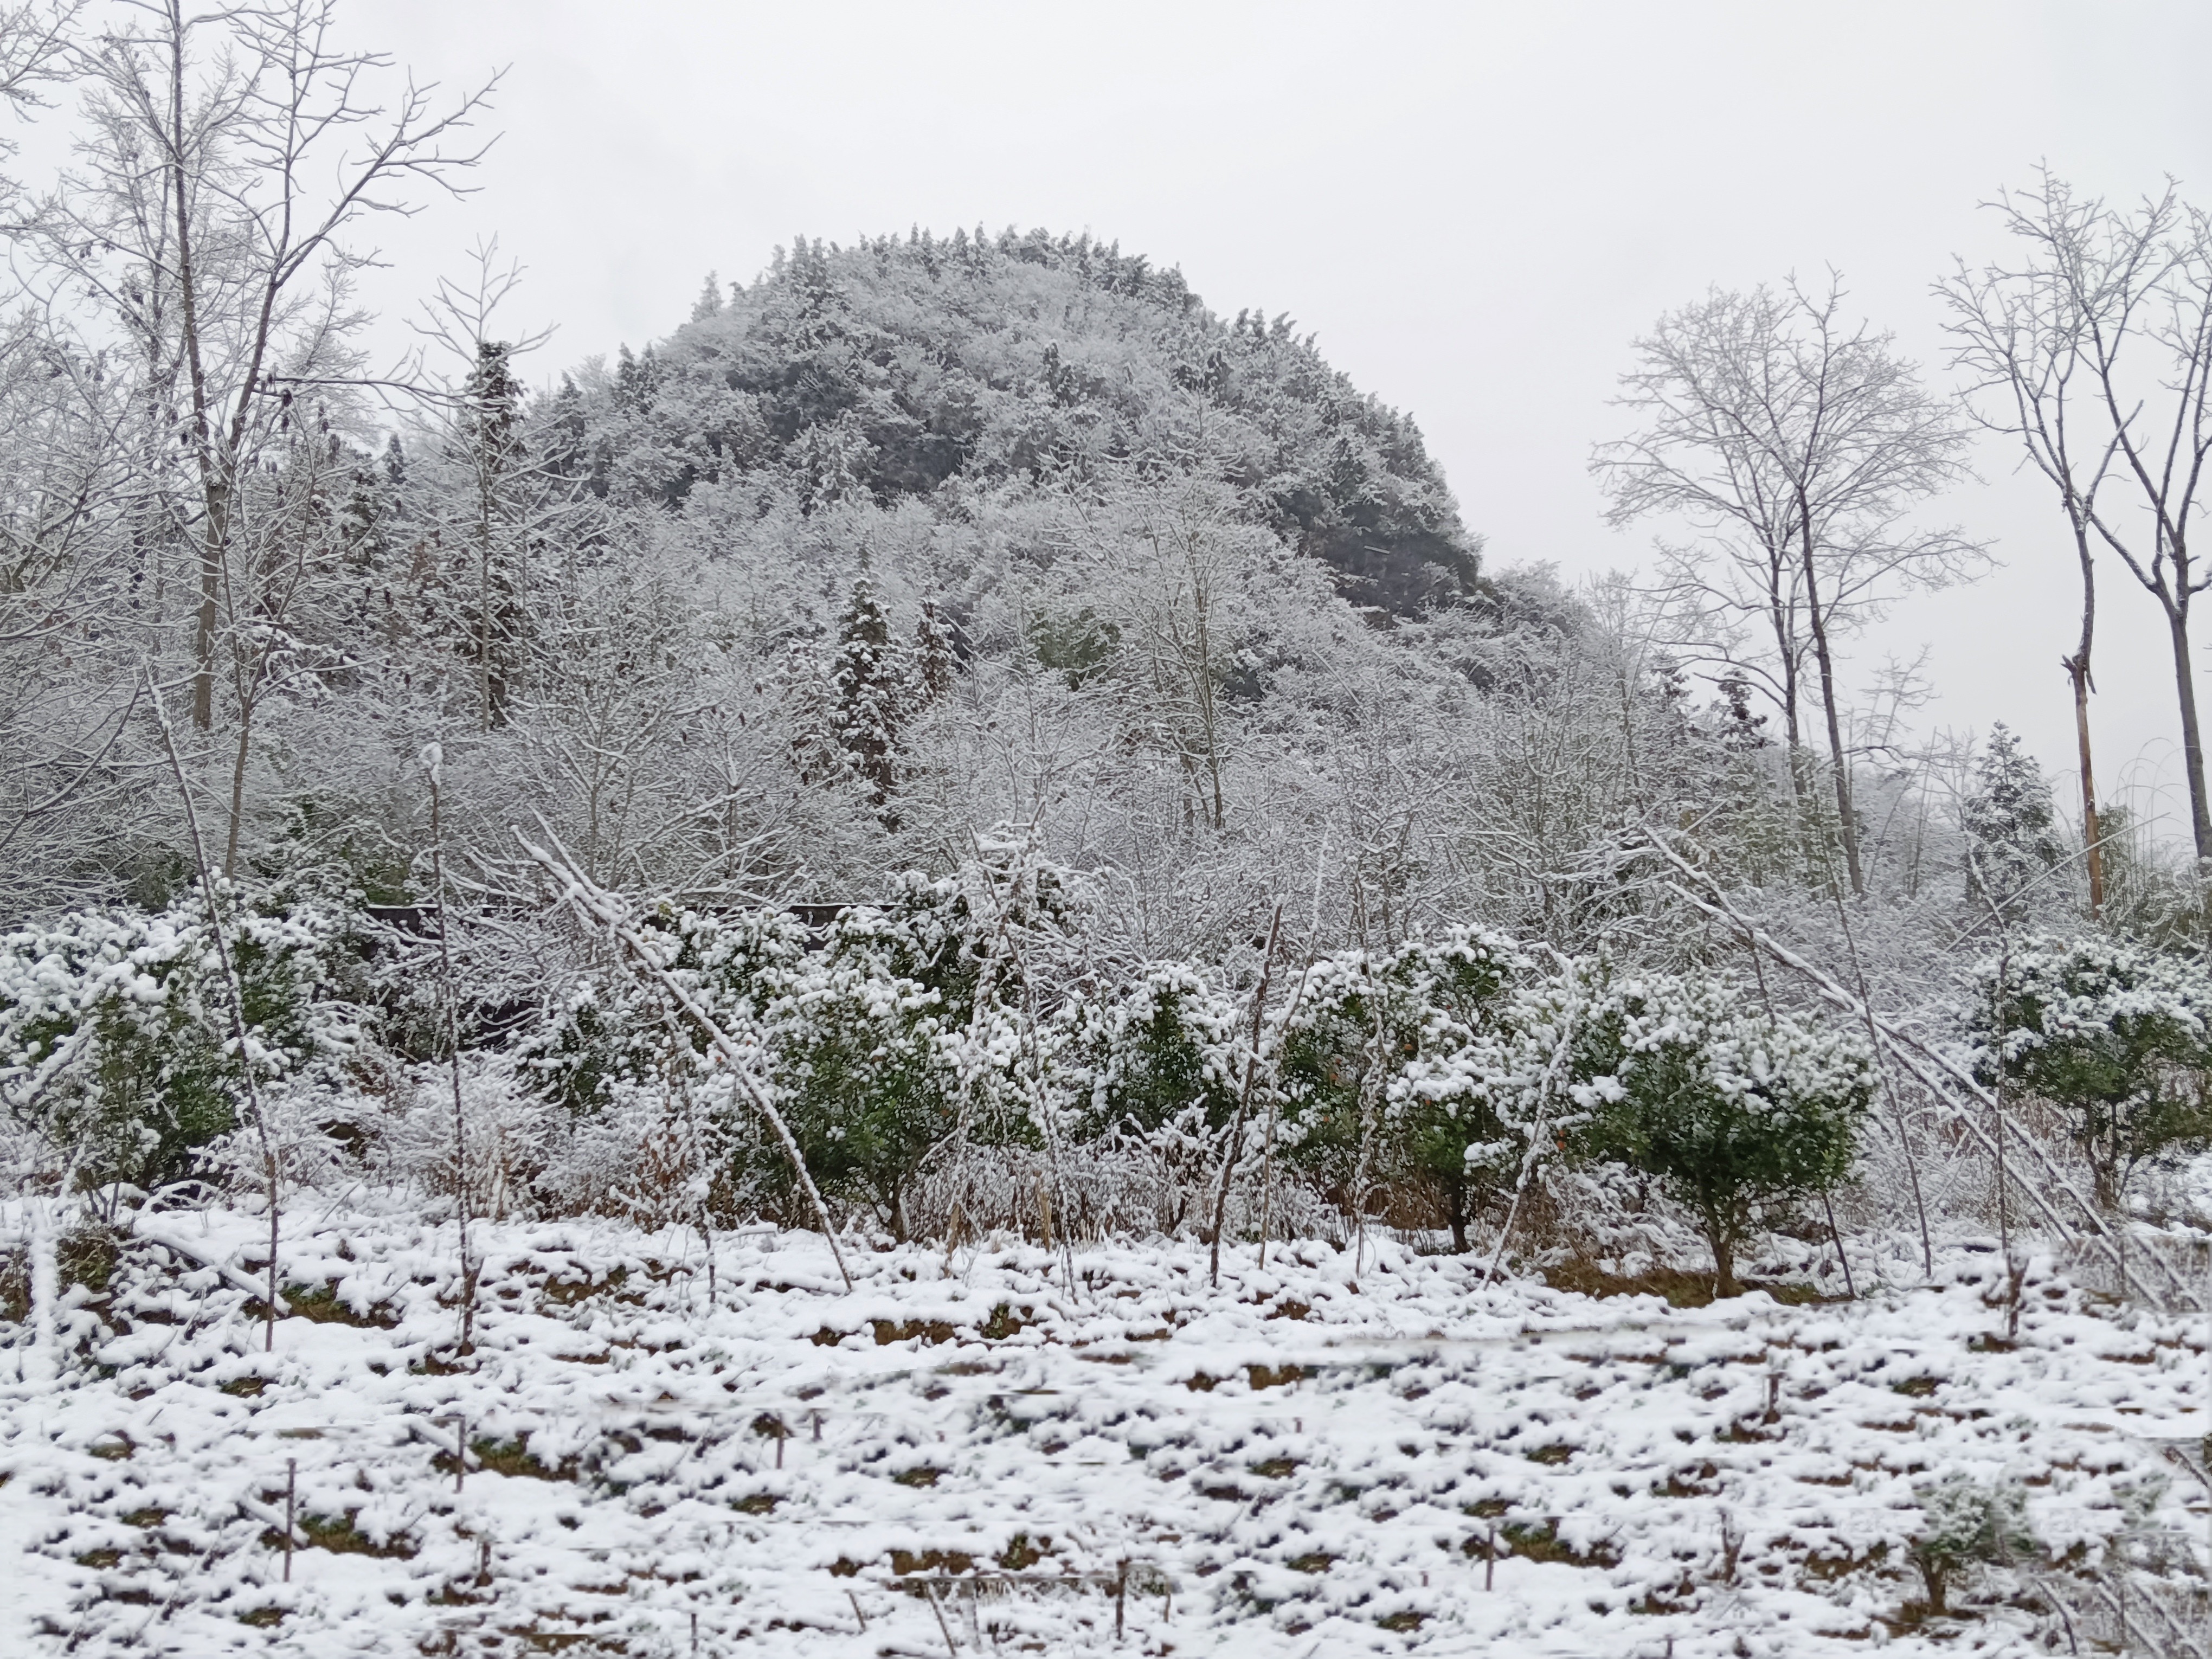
(926, 1578, 959, 1653)
(283, 1459, 295, 1582)
(437, 1414, 467, 1491)
(704, 1218, 716, 1311)
(1821, 1189, 1855, 1298)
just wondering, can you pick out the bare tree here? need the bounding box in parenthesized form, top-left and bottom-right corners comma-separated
(1594, 275, 1984, 896)
(1940, 169, 2130, 912)
(36, 0, 496, 731)
(0, 1, 81, 168)
(210, 392, 354, 873)
(1073, 479, 1262, 835)
(1944, 170, 2212, 867)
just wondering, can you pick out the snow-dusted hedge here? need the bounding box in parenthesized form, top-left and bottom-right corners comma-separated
(0, 891, 364, 1190)
(514, 884, 1879, 1269)
(0, 856, 1900, 1275)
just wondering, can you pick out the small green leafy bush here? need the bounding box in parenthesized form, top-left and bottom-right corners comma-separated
(1571, 974, 1870, 1295)
(1970, 934, 2212, 1205)
(0, 889, 364, 1189)
(1908, 1474, 2036, 1616)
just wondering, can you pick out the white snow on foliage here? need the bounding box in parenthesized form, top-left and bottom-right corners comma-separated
(4, 1209, 2207, 1656)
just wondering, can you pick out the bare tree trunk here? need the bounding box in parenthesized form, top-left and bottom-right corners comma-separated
(478, 534, 493, 732)
(166, 5, 221, 733)
(2167, 600, 2212, 862)
(2061, 509, 2106, 916)
(222, 698, 254, 877)
(1707, 1223, 1738, 1299)
(1799, 522, 1864, 897)
(425, 747, 476, 1354)
(2066, 655, 2105, 917)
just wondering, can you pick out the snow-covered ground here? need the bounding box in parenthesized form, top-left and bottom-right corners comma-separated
(4, 1209, 2207, 1656)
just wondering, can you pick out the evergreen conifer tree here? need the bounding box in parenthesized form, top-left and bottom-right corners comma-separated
(1962, 723, 2063, 919)
(831, 579, 909, 805)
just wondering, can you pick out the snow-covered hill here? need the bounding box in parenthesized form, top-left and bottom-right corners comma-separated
(4, 1210, 2204, 1655)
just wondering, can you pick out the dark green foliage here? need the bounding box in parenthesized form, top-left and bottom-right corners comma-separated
(1278, 930, 1524, 1251)
(752, 955, 950, 1240)
(1970, 935, 2212, 1204)
(1574, 978, 1869, 1295)
(1077, 966, 1240, 1141)
(530, 859, 1080, 1239)
(1028, 608, 1121, 689)
(0, 892, 365, 1190)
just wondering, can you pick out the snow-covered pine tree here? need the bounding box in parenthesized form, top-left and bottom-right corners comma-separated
(1962, 723, 2065, 922)
(455, 339, 530, 729)
(830, 578, 911, 807)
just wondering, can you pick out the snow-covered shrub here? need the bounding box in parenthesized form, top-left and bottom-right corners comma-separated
(1277, 928, 1528, 1251)
(754, 851, 1095, 1236)
(1571, 974, 1871, 1295)
(526, 848, 1097, 1238)
(1073, 963, 1243, 1141)
(1073, 963, 1240, 1163)
(1060, 962, 1245, 1234)
(1969, 934, 2212, 1205)
(0, 890, 365, 1191)
(1907, 1474, 2036, 1616)
(1399, 948, 1610, 1252)
(530, 1066, 737, 1227)
(383, 1053, 554, 1221)
(521, 905, 811, 1114)
(754, 905, 957, 1238)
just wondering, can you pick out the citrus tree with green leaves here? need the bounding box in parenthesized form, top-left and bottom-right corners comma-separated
(1278, 928, 1529, 1250)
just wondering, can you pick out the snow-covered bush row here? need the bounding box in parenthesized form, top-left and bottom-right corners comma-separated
(17, 855, 2212, 1285)
(0, 857, 1873, 1273)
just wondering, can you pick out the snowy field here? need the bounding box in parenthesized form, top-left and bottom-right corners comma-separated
(5, 1210, 2209, 1656)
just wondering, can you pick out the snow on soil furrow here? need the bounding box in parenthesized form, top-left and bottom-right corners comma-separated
(3, 1213, 2203, 1656)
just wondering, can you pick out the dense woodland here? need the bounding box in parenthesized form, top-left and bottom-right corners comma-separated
(10, 0, 2212, 1323)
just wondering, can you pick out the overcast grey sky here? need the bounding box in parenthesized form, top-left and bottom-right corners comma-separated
(345, 0, 2212, 843)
